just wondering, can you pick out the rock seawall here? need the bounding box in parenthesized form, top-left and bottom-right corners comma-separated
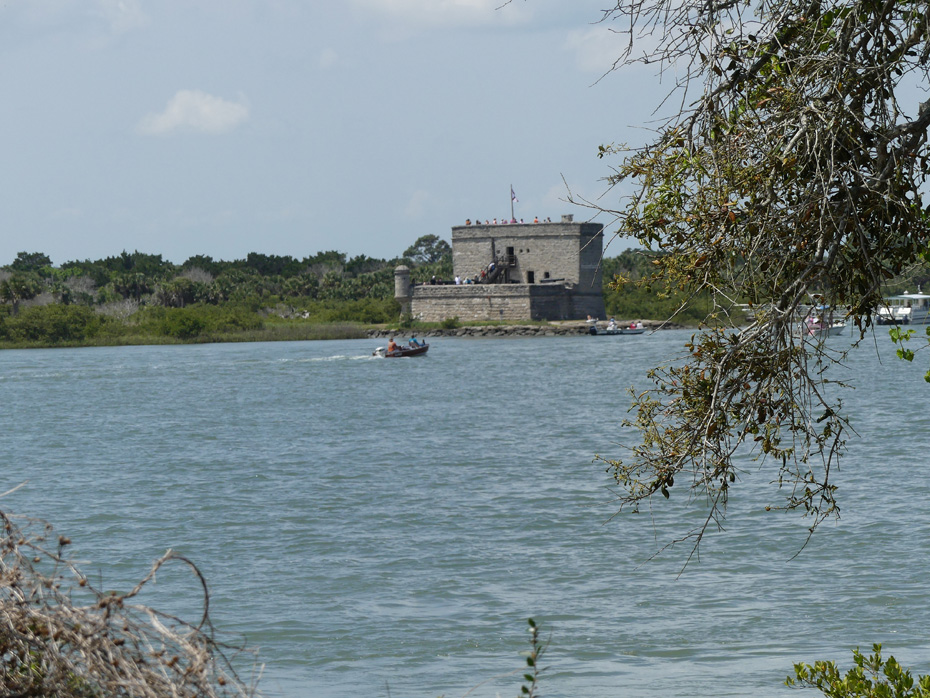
(367, 320, 673, 339)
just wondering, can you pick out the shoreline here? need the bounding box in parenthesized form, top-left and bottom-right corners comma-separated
(367, 320, 677, 339)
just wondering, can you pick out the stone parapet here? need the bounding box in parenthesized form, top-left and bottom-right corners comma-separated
(451, 220, 603, 289)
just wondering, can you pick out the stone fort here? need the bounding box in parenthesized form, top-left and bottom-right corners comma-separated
(394, 215, 605, 322)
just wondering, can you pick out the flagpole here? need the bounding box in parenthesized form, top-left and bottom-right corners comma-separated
(510, 184, 514, 221)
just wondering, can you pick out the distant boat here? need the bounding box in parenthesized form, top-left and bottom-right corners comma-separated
(876, 290, 930, 325)
(589, 322, 645, 336)
(795, 303, 846, 338)
(373, 342, 429, 358)
(802, 319, 846, 338)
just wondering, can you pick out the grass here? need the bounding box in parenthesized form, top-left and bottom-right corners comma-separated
(0, 321, 370, 350)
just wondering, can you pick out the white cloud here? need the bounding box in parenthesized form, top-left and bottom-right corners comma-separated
(564, 26, 624, 74)
(137, 90, 250, 136)
(404, 189, 429, 218)
(349, 0, 529, 29)
(7, 0, 148, 34)
(319, 48, 339, 69)
(94, 0, 149, 34)
(48, 207, 83, 221)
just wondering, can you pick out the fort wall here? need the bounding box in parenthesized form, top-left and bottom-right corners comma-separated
(408, 284, 604, 322)
(401, 216, 606, 322)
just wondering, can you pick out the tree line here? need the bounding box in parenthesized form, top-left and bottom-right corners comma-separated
(3, 237, 928, 347)
(0, 235, 454, 346)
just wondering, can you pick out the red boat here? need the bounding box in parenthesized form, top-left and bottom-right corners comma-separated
(373, 342, 429, 358)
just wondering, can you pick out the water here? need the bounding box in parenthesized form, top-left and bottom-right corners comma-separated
(1, 331, 929, 697)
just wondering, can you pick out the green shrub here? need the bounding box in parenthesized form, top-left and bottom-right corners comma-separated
(787, 644, 930, 697)
(0, 305, 103, 344)
(161, 311, 207, 339)
(138, 304, 264, 339)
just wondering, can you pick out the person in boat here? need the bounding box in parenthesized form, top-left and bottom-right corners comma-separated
(408, 335, 422, 347)
(607, 317, 618, 331)
(387, 337, 399, 353)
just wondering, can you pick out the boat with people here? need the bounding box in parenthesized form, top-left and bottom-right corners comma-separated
(373, 338, 429, 358)
(589, 319, 645, 336)
(802, 317, 847, 338)
(795, 303, 847, 338)
(875, 290, 930, 325)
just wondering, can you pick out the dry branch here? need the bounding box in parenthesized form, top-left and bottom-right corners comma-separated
(0, 509, 260, 698)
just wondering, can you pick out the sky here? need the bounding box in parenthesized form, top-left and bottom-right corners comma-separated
(0, 0, 670, 266)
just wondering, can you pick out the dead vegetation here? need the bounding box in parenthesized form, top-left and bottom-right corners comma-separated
(0, 507, 260, 698)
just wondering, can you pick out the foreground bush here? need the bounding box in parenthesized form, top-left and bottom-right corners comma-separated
(0, 509, 257, 698)
(788, 645, 930, 698)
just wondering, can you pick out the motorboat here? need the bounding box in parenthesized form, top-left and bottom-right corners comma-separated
(802, 318, 846, 337)
(589, 321, 645, 336)
(373, 342, 429, 358)
(795, 303, 846, 338)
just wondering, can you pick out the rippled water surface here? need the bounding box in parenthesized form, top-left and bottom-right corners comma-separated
(2, 331, 929, 697)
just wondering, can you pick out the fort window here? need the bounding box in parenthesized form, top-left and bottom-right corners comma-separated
(527, 271, 535, 284)
(543, 271, 550, 279)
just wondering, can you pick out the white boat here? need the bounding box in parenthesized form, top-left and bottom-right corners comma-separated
(802, 319, 847, 337)
(795, 303, 847, 338)
(876, 291, 930, 325)
(589, 321, 645, 336)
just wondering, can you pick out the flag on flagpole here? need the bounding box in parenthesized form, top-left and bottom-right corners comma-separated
(510, 186, 518, 202)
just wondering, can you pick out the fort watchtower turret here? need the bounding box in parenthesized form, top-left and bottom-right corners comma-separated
(394, 265, 412, 317)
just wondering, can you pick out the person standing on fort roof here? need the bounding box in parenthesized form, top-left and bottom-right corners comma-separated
(534, 216, 538, 223)
(465, 218, 471, 225)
